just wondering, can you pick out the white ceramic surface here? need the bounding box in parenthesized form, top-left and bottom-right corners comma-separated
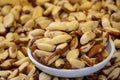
(27, 38, 114, 78)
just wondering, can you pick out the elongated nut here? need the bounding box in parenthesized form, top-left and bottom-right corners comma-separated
(69, 58, 85, 68)
(63, 2, 76, 12)
(80, 40, 96, 53)
(55, 43, 69, 55)
(39, 72, 52, 80)
(0, 23, 6, 35)
(81, 55, 94, 66)
(0, 70, 12, 77)
(23, 19, 35, 31)
(66, 21, 79, 31)
(13, 57, 30, 67)
(87, 44, 105, 58)
(4, 13, 14, 28)
(1, 5, 12, 16)
(55, 58, 65, 67)
(114, 39, 120, 49)
(70, 36, 78, 49)
(36, 43, 56, 52)
(18, 62, 29, 73)
(50, 34, 72, 44)
(20, 14, 31, 24)
(0, 59, 16, 69)
(34, 49, 53, 57)
(80, 31, 96, 45)
(17, 51, 25, 60)
(32, 6, 43, 19)
(9, 46, 18, 58)
(28, 29, 45, 39)
(102, 14, 111, 28)
(102, 32, 109, 46)
(44, 5, 54, 16)
(35, 38, 51, 44)
(66, 49, 79, 61)
(44, 30, 67, 38)
(8, 69, 19, 79)
(0, 50, 8, 63)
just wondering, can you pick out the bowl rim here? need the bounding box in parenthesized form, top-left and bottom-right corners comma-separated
(27, 38, 114, 76)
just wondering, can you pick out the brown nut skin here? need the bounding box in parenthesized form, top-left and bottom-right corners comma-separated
(87, 44, 105, 58)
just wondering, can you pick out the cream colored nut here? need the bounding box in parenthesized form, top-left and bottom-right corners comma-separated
(68, 58, 85, 68)
(34, 49, 53, 57)
(107, 67, 120, 80)
(101, 50, 109, 58)
(36, 43, 56, 52)
(50, 34, 72, 44)
(0, 70, 12, 77)
(102, 14, 111, 28)
(0, 16, 3, 23)
(44, 5, 54, 16)
(80, 31, 96, 45)
(32, 6, 44, 19)
(98, 75, 107, 80)
(102, 32, 109, 46)
(19, 73, 27, 80)
(66, 49, 79, 61)
(63, 2, 76, 12)
(8, 69, 19, 79)
(28, 29, 45, 39)
(35, 38, 51, 44)
(22, 5, 33, 14)
(4, 13, 14, 28)
(9, 76, 20, 80)
(116, 0, 120, 9)
(114, 39, 120, 48)
(13, 57, 30, 67)
(18, 62, 29, 73)
(80, 40, 96, 53)
(1, 5, 12, 15)
(53, 77, 59, 80)
(36, 0, 49, 5)
(9, 46, 18, 59)
(23, 19, 35, 31)
(79, 1, 92, 10)
(0, 0, 20, 6)
(0, 23, 6, 35)
(111, 52, 120, 63)
(70, 37, 78, 50)
(26, 62, 35, 74)
(46, 22, 68, 31)
(20, 15, 31, 24)
(44, 30, 67, 38)
(6, 32, 14, 41)
(102, 66, 115, 75)
(17, 51, 25, 60)
(66, 21, 79, 31)
(11, 5, 22, 20)
(27, 67, 36, 79)
(39, 72, 52, 80)
(0, 50, 8, 63)
(79, 21, 99, 33)
(52, 6, 62, 21)
(55, 43, 68, 55)
(0, 59, 16, 69)
(55, 58, 65, 67)
(36, 19, 52, 29)
(107, 4, 119, 12)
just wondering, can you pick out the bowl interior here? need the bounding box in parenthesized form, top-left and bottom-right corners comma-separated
(27, 38, 114, 78)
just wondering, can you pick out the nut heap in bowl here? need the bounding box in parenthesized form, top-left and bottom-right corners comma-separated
(28, 21, 112, 70)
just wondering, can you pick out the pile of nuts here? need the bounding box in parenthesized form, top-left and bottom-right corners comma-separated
(0, 0, 120, 80)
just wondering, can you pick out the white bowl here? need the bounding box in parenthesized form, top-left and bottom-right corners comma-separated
(27, 38, 114, 78)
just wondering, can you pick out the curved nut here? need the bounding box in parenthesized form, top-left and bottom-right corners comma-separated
(20, 14, 31, 24)
(80, 40, 96, 53)
(0, 70, 12, 77)
(68, 58, 85, 68)
(66, 49, 79, 61)
(87, 44, 105, 58)
(4, 13, 14, 28)
(50, 34, 72, 44)
(114, 39, 120, 49)
(80, 31, 96, 45)
(9, 46, 18, 58)
(55, 58, 65, 67)
(34, 49, 53, 57)
(44, 30, 67, 38)
(55, 43, 68, 55)
(36, 43, 56, 52)
(0, 50, 8, 63)
(70, 36, 78, 50)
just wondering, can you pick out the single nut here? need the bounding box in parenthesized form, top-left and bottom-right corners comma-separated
(0, 0, 20, 6)
(0, 50, 8, 63)
(18, 62, 29, 73)
(63, 2, 76, 12)
(1, 5, 12, 16)
(81, 55, 94, 66)
(44, 30, 67, 38)
(102, 32, 109, 46)
(87, 44, 105, 58)
(34, 49, 53, 57)
(68, 58, 85, 68)
(114, 39, 120, 49)
(43, 5, 54, 16)
(35, 38, 51, 44)
(36, 43, 56, 52)
(70, 36, 78, 50)
(55, 43, 69, 55)
(39, 72, 52, 80)
(4, 13, 14, 28)
(8, 46, 18, 59)
(32, 6, 44, 19)
(0, 70, 12, 77)
(79, 1, 92, 10)
(0, 23, 7, 35)
(66, 49, 79, 61)
(23, 19, 35, 31)
(8, 69, 19, 79)
(55, 58, 65, 67)
(80, 40, 96, 53)
(6, 32, 15, 42)
(66, 21, 79, 31)
(20, 14, 31, 24)
(22, 5, 33, 14)
(80, 31, 96, 45)
(17, 51, 25, 60)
